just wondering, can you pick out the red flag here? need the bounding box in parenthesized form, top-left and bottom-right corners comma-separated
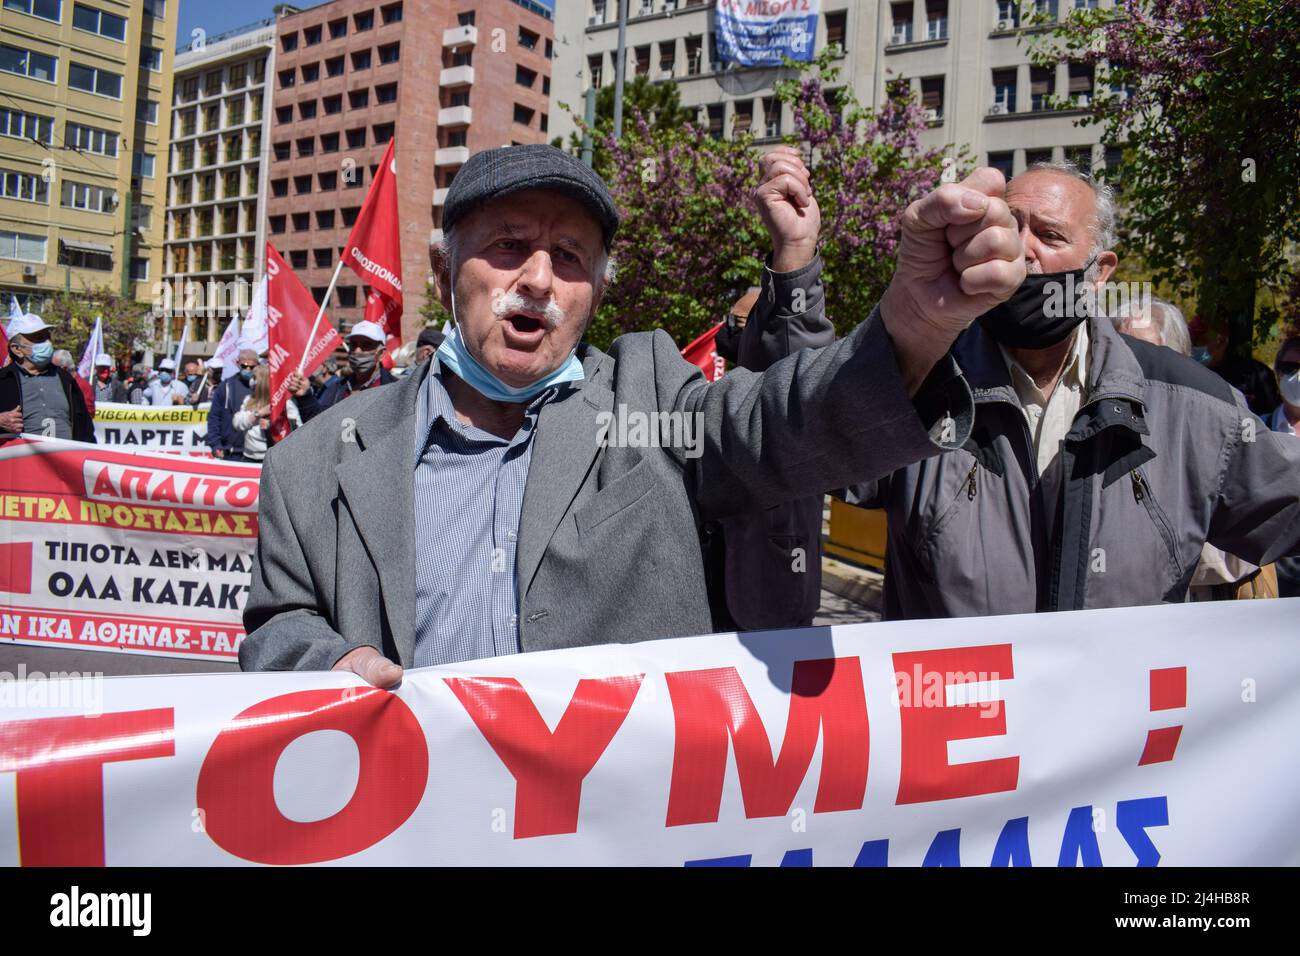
(265, 243, 344, 442)
(341, 138, 403, 353)
(0, 327, 8, 368)
(681, 323, 727, 382)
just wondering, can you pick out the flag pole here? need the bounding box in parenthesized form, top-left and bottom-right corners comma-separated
(298, 260, 345, 374)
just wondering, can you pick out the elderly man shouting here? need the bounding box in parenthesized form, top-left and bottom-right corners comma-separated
(241, 144, 1025, 683)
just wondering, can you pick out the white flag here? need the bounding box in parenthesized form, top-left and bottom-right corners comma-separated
(238, 276, 269, 355)
(213, 316, 242, 381)
(172, 319, 189, 371)
(77, 317, 102, 381)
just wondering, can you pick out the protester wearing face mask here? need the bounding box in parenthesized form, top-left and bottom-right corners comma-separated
(1188, 315, 1281, 418)
(92, 354, 127, 404)
(295, 320, 395, 423)
(142, 357, 189, 406)
(0, 312, 94, 442)
(839, 161, 1300, 618)
(205, 349, 256, 460)
(182, 360, 212, 406)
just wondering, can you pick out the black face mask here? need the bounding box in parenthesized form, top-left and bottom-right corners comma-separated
(977, 257, 1098, 350)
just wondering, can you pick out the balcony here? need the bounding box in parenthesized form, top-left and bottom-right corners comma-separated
(443, 25, 477, 49)
(433, 187, 449, 206)
(439, 65, 474, 88)
(435, 146, 469, 167)
(438, 105, 472, 126)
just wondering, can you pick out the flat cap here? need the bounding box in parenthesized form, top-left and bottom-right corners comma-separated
(442, 144, 620, 249)
(416, 326, 445, 349)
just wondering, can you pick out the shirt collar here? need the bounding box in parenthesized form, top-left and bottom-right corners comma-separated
(998, 321, 1090, 406)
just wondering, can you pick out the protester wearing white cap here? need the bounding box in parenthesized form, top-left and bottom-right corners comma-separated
(92, 353, 127, 404)
(0, 312, 94, 442)
(143, 354, 189, 406)
(295, 318, 394, 422)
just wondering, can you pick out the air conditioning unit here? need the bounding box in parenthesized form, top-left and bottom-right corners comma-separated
(996, 19, 1009, 30)
(924, 108, 940, 121)
(588, 15, 601, 26)
(989, 103, 1006, 114)
(659, 68, 675, 80)
(891, 27, 908, 44)
(1075, 94, 1091, 107)
(22, 265, 37, 278)
(639, 1, 653, 15)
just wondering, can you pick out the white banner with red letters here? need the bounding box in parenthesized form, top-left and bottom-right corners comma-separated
(93, 402, 213, 457)
(0, 597, 1296, 866)
(0, 436, 258, 663)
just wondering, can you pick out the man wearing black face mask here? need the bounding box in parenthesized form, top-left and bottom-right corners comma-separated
(295, 320, 395, 423)
(206, 349, 256, 459)
(834, 161, 1300, 618)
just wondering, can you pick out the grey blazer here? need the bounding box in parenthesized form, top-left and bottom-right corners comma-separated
(240, 290, 973, 671)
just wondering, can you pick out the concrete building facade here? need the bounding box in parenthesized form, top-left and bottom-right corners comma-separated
(266, 0, 554, 336)
(0, 0, 175, 314)
(162, 18, 275, 356)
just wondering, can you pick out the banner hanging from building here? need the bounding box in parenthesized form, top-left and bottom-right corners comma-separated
(715, 0, 820, 67)
(1, 597, 1296, 866)
(0, 436, 258, 664)
(93, 402, 213, 456)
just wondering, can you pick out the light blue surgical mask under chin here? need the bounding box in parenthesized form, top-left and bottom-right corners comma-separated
(1191, 346, 1213, 365)
(29, 341, 54, 367)
(435, 321, 583, 405)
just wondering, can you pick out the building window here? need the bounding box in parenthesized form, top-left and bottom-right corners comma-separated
(313, 248, 332, 268)
(133, 152, 155, 178)
(731, 100, 752, 136)
(354, 10, 374, 30)
(294, 174, 312, 194)
(925, 1, 947, 40)
(992, 68, 1017, 113)
(518, 26, 539, 51)
(457, 11, 475, 26)
(278, 69, 295, 89)
(276, 105, 293, 124)
(634, 45, 649, 76)
(375, 82, 397, 103)
(318, 170, 337, 190)
(0, 108, 53, 144)
(227, 98, 245, 126)
(296, 137, 314, 157)
(3, 0, 61, 23)
(290, 250, 308, 269)
(271, 178, 288, 197)
(1030, 66, 1053, 110)
(61, 180, 113, 212)
(292, 212, 310, 232)
(452, 49, 472, 67)
(1065, 144, 1093, 171)
(763, 97, 780, 137)
(59, 242, 112, 271)
(545, 38, 553, 59)
(326, 56, 345, 77)
(588, 54, 602, 88)
(337, 286, 357, 308)
(685, 36, 701, 75)
(341, 206, 360, 226)
(446, 130, 467, 148)
(301, 62, 320, 82)
(205, 71, 222, 96)
(707, 104, 723, 140)
(346, 127, 366, 148)
(304, 25, 322, 45)
(299, 100, 317, 120)
(516, 65, 536, 88)
(825, 10, 847, 50)
(137, 99, 158, 124)
(324, 94, 343, 114)
(316, 209, 335, 229)
(920, 77, 945, 121)
(890, 2, 912, 44)
(1025, 148, 1053, 168)
(269, 214, 286, 234)
(373, 123, 394, 144)
(143, 0, 164, 15)
(352, 50, 372, 70)
(281, 33, 298, 52)
(181, 76, 198, 100)
(228, 63, 246, 88)
(329, 18, 347, 39)
(1032, 0, 1059, 18)
(1068, 62, 1095, 106)
(995, 0, 1020, 29)
(273, 141, 290, 161)
(381, 2, 402, 24)
(320, 132, 340, 152)
(139, 46, 163, 72)
(0, 230, 47, 263)
(129, 257, 149, 281)
(378, 43, 400, 64)
(513, 104, 534, 126)
(66, 121, 118, 156)
(72, 3, 126, 39)
(987, 151, 1014, 180)
(0, 45, 58, 83)
(348, 89, 369, 109)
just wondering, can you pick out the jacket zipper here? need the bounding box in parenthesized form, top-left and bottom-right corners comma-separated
(1131, 468, 1183, 577)
(966, 462, 978, 500)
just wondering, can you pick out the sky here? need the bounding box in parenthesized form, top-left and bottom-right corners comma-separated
(177, 0, 556, 49)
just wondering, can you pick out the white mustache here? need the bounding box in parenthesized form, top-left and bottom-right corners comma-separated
(493, 291, 567, 329)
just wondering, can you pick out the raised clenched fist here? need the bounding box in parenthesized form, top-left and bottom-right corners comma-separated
(753, 146, 821, 273)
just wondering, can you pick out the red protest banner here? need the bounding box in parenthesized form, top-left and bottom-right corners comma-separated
(341, 138, 403, 353)
(681, 322, 726, 382)
(265, 244, 343, 441)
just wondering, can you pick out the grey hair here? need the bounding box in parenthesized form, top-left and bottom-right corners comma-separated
(52, 349, 74, 369)
(1112, 296, 1192, 357)
(434, 226, 616, 292)
(1022, 160, 1117, 253)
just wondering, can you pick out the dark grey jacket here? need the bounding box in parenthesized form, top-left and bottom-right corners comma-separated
(708, 257, 835, 631)
(240, 281, 973, 671)
(846, 301, 1300, 618)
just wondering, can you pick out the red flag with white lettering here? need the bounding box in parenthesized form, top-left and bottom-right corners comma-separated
(681, 323, 726, 382)
(341, 138, 403, 353)
(265, 243, 343, 442)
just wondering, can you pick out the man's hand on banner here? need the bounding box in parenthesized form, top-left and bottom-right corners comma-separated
(879, 166, 1025, 393)
(0, 406, 22, 432)
(754, 146, 821, 273)
(333, 645, 403, 688)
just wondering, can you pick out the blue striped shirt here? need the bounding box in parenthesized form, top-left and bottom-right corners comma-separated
(411, 361, 556, 668)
